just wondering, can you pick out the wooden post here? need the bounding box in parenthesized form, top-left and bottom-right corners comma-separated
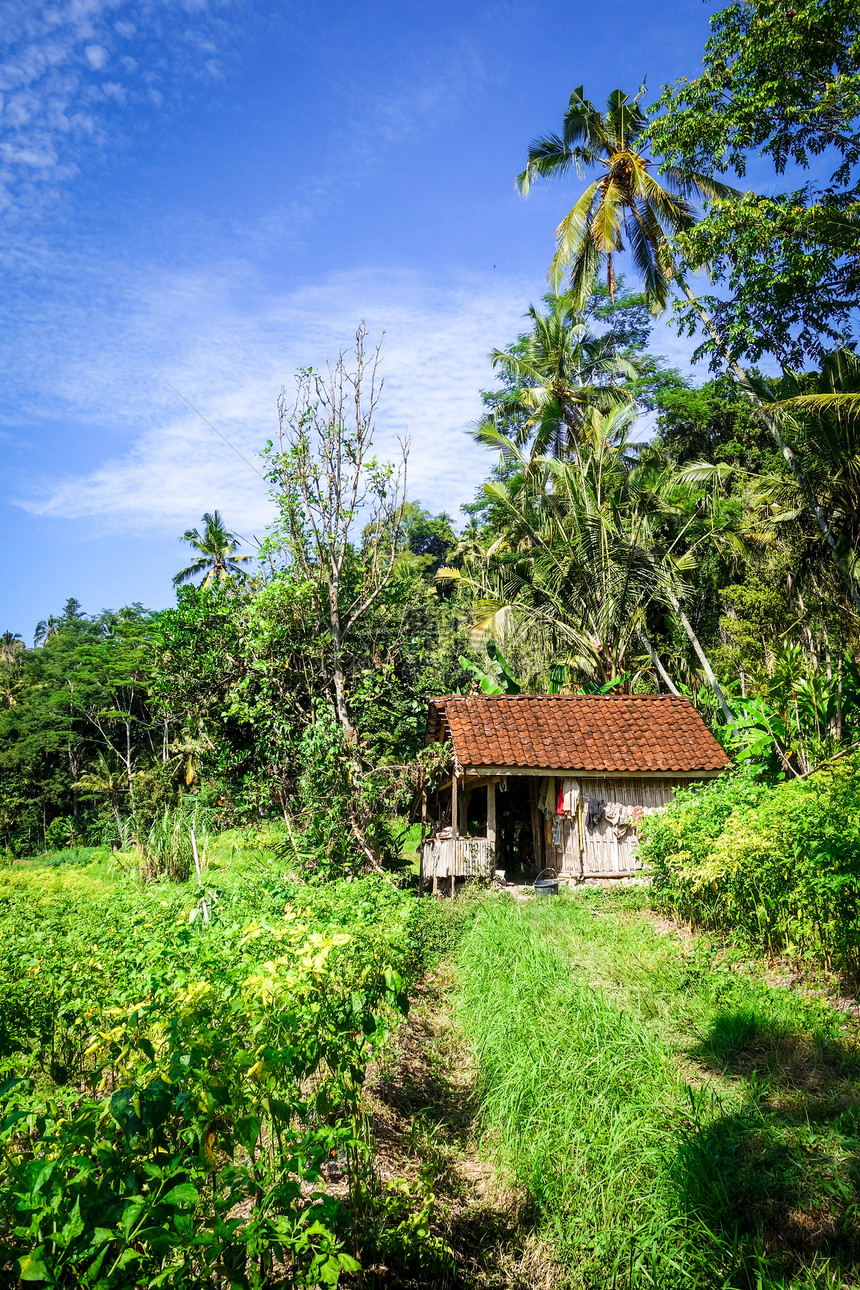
(419, 787, 426, 898)
(577, 795, 585, 881)
(528, 778, 542, 875)
(451, 773, 459, 839)
(190, 827, 209, 926)
(487, 779, 496, 865)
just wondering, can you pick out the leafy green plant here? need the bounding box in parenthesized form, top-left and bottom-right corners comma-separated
(458, 639, 522, 695)
(0, 859, 468, 1287)
(715, 645, 860, 777)
(640, 761, 860, 976)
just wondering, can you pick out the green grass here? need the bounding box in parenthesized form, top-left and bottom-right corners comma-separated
(455, 889, 860, 1289)
(399, 820, 423, 874)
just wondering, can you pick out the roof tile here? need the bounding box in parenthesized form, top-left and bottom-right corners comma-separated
(426, 695, 729, 774)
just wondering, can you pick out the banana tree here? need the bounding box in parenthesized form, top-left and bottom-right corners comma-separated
(724, 644, 860, 776)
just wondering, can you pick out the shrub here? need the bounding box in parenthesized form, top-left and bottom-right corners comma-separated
(640, 761, 860, 975)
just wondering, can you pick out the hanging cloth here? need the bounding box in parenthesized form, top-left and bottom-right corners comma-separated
(551, 815, 562, 846)
(586, 798, 605, 830)
(560, 777, 580, 816)
(538, 777, 556, 817)
(604, 802, 631, 839)
(556, 782, 565, 816)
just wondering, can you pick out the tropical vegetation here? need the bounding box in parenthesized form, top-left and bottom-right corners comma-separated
(3, 2, 860, 1285)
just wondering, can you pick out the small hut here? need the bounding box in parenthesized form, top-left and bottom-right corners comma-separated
(421, 694, 729, 890)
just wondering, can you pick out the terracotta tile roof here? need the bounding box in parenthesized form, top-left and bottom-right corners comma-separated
(426, 694, 729, 774)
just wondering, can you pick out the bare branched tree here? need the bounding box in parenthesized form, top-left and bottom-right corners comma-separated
(268, 323, 409, 744)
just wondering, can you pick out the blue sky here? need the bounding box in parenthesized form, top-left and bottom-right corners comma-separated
(1, 0, 722, 639)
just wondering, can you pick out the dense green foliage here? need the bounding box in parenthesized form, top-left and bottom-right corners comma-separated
(6, 3, 860, 854)
(0, 855, 466, 1287)
(0, 531, 468, 861)
(457, 891, 860, 1288)
(641, 762, 860, 976)
(648, 0, 860, 367)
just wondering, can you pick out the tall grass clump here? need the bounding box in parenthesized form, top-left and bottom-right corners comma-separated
(640, 761, 860, 976)
(119, 798, 211, 882)
(456, 897, 705, 1287)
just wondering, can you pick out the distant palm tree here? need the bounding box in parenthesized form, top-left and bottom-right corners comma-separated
(0, 631, 24, 663)
(77, 752, 130, 827)
(34, 598, 85, 647)
(173, 511, 252, 589)
(34, 616, 61, 647)
(518, 85, 733, 309)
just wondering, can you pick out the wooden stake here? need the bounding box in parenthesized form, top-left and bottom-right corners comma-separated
(487, 779, 496, 864)
(419, 787, 426, 898)
(190, 827, 210, 926)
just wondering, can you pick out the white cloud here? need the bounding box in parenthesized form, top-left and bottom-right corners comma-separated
(84, 43, 107, 69)
(0, 0, 240, 221)
(13, 263, 538, 534)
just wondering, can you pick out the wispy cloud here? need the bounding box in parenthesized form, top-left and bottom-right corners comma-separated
(12, 263, 538, 533)
(0, 0, 239, 224)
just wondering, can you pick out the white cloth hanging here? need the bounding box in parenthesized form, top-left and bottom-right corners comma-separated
(538, 777, 556, 816)
(560, 777, 580, 816)
(604, 802, 631, 839)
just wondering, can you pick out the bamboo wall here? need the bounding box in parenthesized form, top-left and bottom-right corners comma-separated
(550, 777, 682, 878)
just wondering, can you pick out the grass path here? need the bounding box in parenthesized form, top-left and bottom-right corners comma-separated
(364, 962, 566, 1288)
(449, 889, 860, 1290)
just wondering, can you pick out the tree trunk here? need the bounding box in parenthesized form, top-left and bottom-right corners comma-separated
(680, 283, 860, 615)
(639, 632, 682, 696)
(668, 592, 734, 722)
(795, 589, 818, 666)
(125, 720, 134, 792)
(329, 588, 358, 744)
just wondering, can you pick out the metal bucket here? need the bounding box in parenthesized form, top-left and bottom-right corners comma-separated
(533, 868, 559, 898)
(534, 879, 559, 897)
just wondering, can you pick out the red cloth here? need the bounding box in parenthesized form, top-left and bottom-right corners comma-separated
(557, 782, 565, 815)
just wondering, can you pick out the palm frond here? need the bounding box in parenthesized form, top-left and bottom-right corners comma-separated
(676, 460, 738, 486)
(773, 392, 860, 417)
(549, 180, 600, 288)
(518, 135, 579, 194)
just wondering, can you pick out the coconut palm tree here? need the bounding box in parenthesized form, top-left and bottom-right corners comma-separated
(518, 84, 860, 614)
(173, 511, 252, 589)
(33, 616, 61, 647)
(77, 752, 130, 827)
(469, 406, 736, 714)
(476, 295, 637, 463)
(0, 631, 24, 663)
(518, 86, 733, 309)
